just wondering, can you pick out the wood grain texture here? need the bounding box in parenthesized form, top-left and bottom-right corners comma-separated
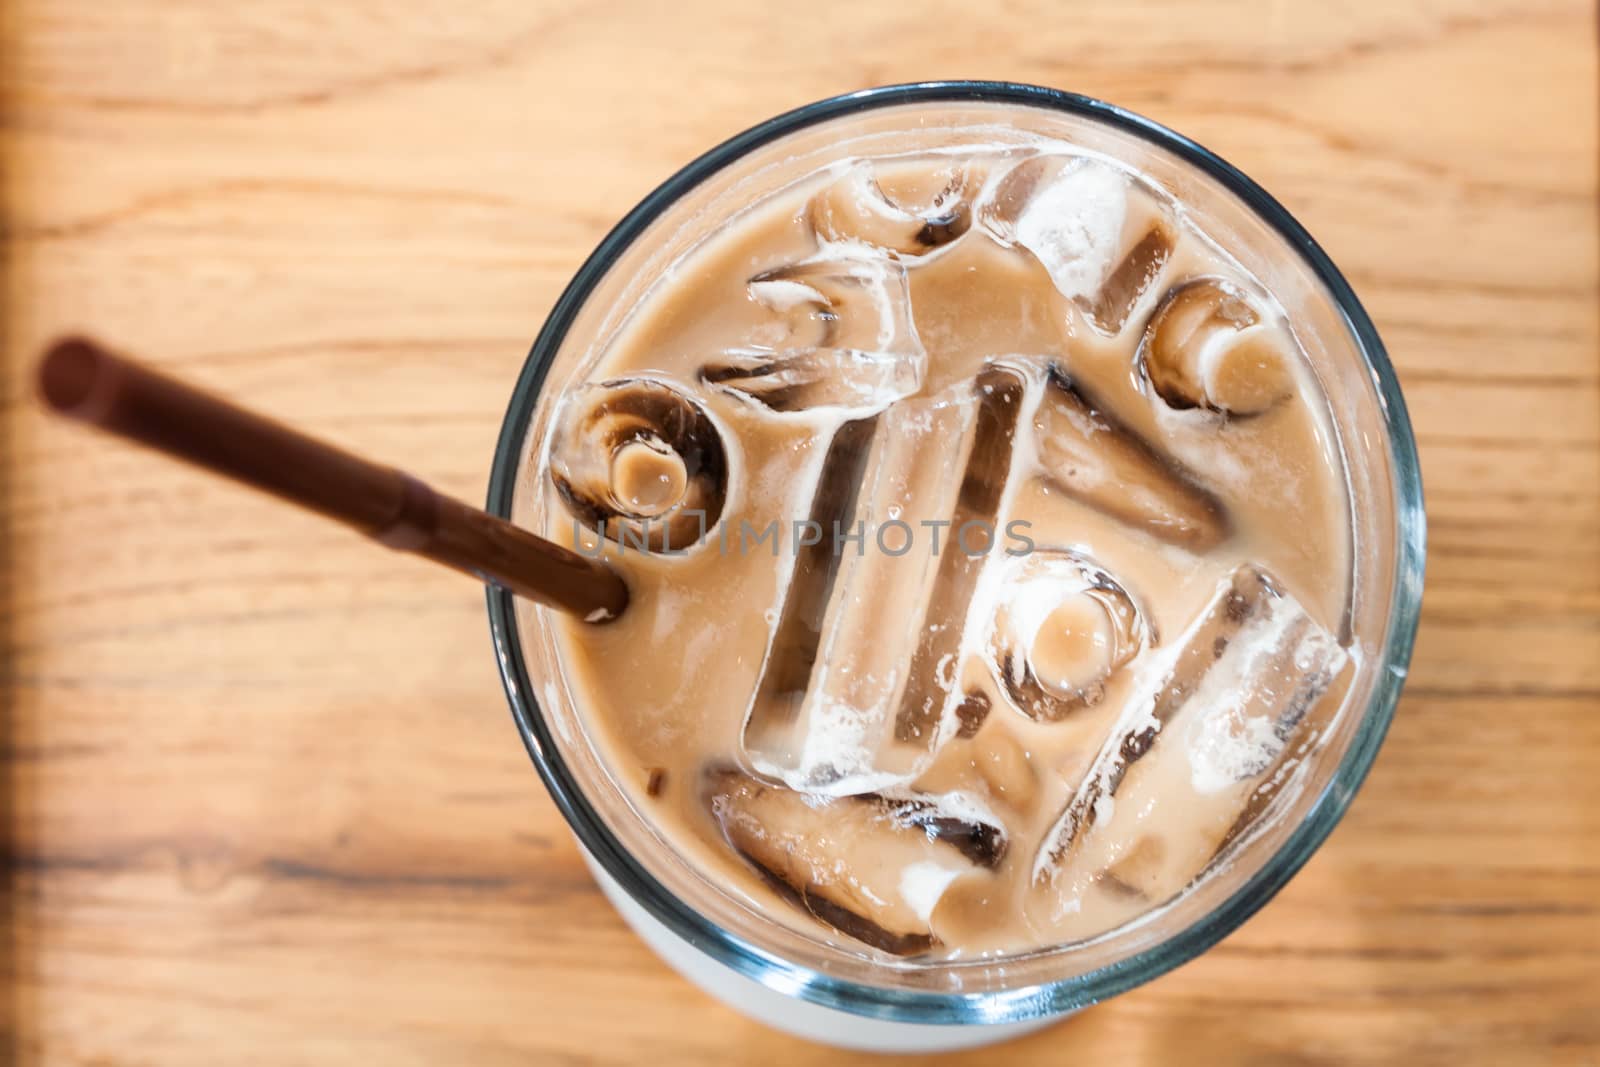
(2, 0, 1597, 1063)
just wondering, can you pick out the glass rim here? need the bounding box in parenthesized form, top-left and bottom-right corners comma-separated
(484, 80, 1427, 1024)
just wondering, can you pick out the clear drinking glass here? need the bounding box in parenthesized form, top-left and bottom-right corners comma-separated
(484, 82, 1425, 1050)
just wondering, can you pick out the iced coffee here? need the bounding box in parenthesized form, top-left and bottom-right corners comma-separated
(534, 140, 1354, 959)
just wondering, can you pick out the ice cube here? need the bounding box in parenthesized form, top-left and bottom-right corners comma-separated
(982, 548, 1151, 721)
(741, 416, 877, 746)
(894, 366, 1028, 749)
(1029, 565, 1348, 919)
(1139, 278, 1295, 416)
(981, 155, 1125, 296)
(979, 155, 1173, 334)
(808, 161, 974, 257)
(699, 253, 925, 415)
(548, 377, 728, 553)
(1085, 219, 1175, 335)
(754, 387, 977, 790)
(1032, 364, 1229, 549)
(741, 365, 1029, 795)
(704, 767, 1006, 955)
(700, 348, 917, 416)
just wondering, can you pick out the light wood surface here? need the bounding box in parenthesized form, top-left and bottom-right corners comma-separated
(4, 1, 1597, 1063)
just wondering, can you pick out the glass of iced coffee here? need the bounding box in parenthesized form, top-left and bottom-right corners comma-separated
(486, 82, 1424, 1052)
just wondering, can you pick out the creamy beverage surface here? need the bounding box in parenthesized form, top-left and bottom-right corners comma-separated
(533, 142, 1356, 960)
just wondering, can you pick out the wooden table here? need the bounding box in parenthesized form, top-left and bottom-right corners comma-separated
(4, 1, 1597, 1063)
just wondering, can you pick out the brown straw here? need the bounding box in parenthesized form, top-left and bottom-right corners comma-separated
(36, 337, 629, 622)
